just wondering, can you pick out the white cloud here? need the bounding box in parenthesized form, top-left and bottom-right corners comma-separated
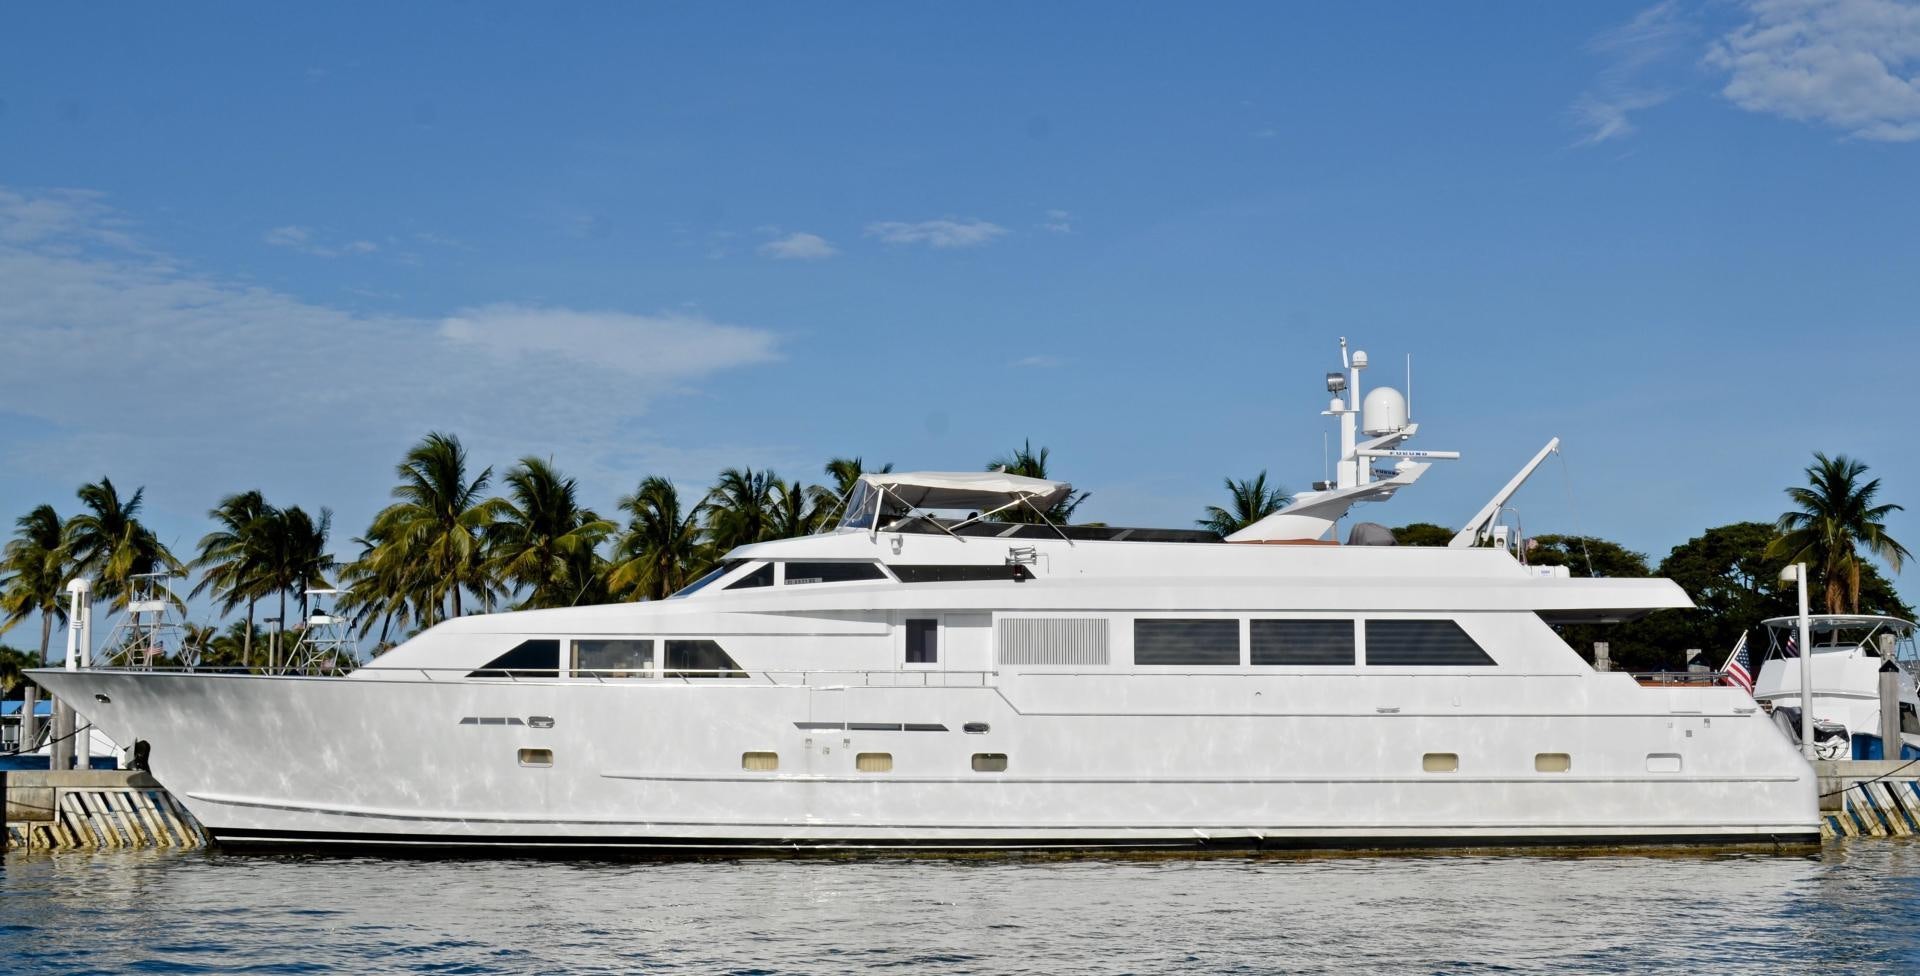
(1708, 0, 1920, 142)
(757, 231, 838, 260)
(1040, 210, 1073, 234)
(264, 224, 378, 258)
(1570, 1, 1691, 145)
(0, 186, 782, 530)
(864, 218, 1007, 249)
(439, 304, 778, 381)
(1009, 355, 1062, 368)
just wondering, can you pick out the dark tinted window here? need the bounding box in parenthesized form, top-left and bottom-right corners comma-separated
(906, 618, 938, 664)
(469, 639, 560, 678)
(891, 564, 1032, 583)
(1251, 619, 1355, 666)
(726, 563, 775, 589)
(665, 639, 747, 677)
(572, 639, 653, 677)
(1134, 619, 1239, 666)
(671, 561, 741, 598)
(784, 561, 887, 584)
(1365, 619, 1495, 667)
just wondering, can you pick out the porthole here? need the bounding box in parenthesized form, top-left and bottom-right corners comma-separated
(1422, 752, 1459, 773)
(741, 751, 779, 771)
(1535, 753, 1571, 773)
(971, 753, 1009, 772)
(856, 752, 893, 773)
(518, 748, 553, 768)
(963, 722, 990, 734)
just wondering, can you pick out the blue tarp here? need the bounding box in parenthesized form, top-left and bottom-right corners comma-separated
(0, 700, 54, 718)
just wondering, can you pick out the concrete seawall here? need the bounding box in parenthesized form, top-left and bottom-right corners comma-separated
(3, 769, 206, 851)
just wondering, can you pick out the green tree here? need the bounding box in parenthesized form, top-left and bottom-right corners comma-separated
(2, 506, 71, 748)
(189, 490, 272, 667)
(986, 440, 1090, 523)
(607, 477, 709, 601)
(770, 477, 830, 540)
(818, 457, 892, 524)
(1392, 522, 1455, 547)
(0, 644, 35, 699)
(1768, 452, 1911, 614)
(258, 505, 335, 637)
(65, 477, 179, 609)
(488, 457, 614, 609)
(1198, 472, 1290, 536)
(364, 432, 507, 621)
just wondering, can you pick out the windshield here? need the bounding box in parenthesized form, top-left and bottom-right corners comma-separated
(836, 481, 880, 531)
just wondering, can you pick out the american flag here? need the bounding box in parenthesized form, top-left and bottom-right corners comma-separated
(1781, 631, 1798, 657)
(1720, 632, 1754, 694)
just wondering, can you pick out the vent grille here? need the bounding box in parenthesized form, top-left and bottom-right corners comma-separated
(997, 617, 1109, 666)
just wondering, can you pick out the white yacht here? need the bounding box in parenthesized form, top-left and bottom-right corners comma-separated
(1752, 615, 1920, 760)
(31, 341, 1819, 852)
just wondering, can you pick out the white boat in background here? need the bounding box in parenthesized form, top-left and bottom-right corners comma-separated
(1753, 615, 1920, 760)
(30, 339, 1819, 852)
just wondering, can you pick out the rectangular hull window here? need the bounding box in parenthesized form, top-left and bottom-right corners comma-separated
(1646, 753, 1682, 773)
(906, 618, 939, 664)
(742, 751, 779, 771)
(1422, 752, 1459, 773)
(665, 640, 747, 678)
(785, 561, 887, 584)
(1251, 619, 1356, 666)
(971, 753, 1009, 772)
(572, 639, 654, 678)
(1365, 620, 1496, 667)
(469, 639, 561, 679)
(518, 748, 553, 767)
(1133, 619, 1239, 666)
(997, 618, 1109, 666)
(856, 752, 893, 772)
(1535, 753, 1572, 773)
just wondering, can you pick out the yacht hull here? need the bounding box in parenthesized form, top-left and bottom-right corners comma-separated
(30, 668, 1821, 853)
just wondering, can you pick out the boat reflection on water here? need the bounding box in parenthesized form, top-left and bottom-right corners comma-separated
(5, 846, 1920, 973)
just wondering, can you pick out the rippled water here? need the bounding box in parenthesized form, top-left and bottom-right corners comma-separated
(6, 844, 1920, 974)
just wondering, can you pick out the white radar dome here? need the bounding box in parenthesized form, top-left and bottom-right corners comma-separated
(1362, 386, 1408, 435)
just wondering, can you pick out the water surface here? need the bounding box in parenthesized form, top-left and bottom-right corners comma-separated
(6, 844, 1920, 974)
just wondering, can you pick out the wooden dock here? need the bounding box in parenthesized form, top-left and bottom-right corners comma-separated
(2, 769, 206, 851)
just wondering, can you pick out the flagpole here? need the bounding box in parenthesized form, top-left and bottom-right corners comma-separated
(1781, 563, 1815, 761)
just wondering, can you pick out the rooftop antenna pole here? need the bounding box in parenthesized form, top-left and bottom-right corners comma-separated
(1406, 353, 1413, 420)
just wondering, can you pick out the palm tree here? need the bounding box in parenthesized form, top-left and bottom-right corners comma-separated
(770, 478, 830, 540)
(1, 505, 70, 749)
(338, 524, 434, 645)
(607, 476, 708, 601)
(190, 490, 272, 667)
(1198, 472, 1291, 536)
(986, 440, 1090, 523)
(706, 467, 781, 553)
(65, 478, 179, 609)
(489, 457, 615, 609)
(365, 432, 506, 621)
(1769, 452, 1911, 614)
(260, 505, 335, 630)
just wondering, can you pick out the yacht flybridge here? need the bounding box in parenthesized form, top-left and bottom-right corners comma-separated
(31, 339, 1819, 852)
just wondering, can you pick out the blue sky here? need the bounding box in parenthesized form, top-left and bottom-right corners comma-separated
(3, 1, 1919, 621)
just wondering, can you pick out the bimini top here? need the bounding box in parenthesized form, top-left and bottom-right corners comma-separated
(838, 471, 1074, 531)
(1761, 615, 1916, 635)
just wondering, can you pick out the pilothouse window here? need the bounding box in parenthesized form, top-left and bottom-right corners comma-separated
(1365, 620, 1495, 667)
(906, 619, 939, 664)
(469, 639, 560, 678)
(726, 563, 775, 589)
(670, 561, 743, 598)
(784, 562, 887, 585)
